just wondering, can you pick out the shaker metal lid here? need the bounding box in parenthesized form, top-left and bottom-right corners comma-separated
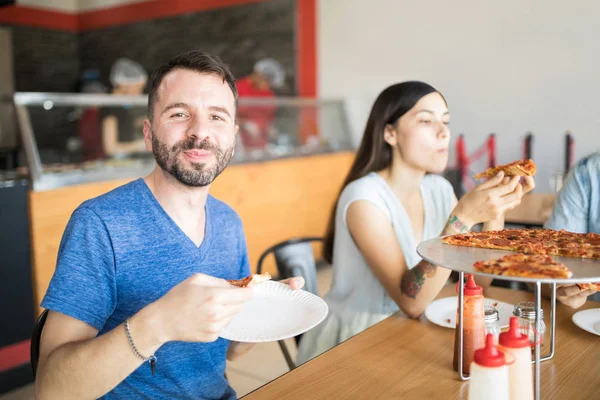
(484, 305, 499, 322)
(513, 301, 544, 319)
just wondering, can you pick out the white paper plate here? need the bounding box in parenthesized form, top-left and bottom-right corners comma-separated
(220, 281, 328, 342)
(424, 296, 514, 329)
(572, 308, 600, 337)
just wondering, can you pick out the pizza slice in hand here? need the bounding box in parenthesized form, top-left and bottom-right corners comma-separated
(474, 159, 537, 180)
(227, 272, 272, 288)
(575, 282, 600, 291)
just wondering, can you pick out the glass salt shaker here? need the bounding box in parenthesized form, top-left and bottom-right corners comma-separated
(484, 306, 501, 343)
(513, 302, 546, 351)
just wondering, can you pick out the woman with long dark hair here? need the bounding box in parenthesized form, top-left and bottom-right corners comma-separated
(297, 81, 534, 363)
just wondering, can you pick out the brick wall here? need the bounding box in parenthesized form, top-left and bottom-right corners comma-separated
(4, 0, 296, 94)
(10, 26, 79, 92)
(80, 0, 296, 95)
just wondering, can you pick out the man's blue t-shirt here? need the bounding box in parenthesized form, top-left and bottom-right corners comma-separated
(41, 178, 250, 399)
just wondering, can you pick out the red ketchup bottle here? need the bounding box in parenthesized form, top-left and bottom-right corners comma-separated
(453, 274, 486, 375)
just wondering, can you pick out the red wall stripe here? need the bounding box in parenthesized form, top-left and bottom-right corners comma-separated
(0, 5, 78, 32)
(0, 0, 270, 31)
(296, 0, 317, 97)
(0, 339, 30, 373)
(78, 0, 268, 31)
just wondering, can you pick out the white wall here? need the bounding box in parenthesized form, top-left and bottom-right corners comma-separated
(318, 0, 600, 192)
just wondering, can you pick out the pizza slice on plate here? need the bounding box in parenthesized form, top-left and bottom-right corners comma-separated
(473, 254, 572, 279)
(227, 272, 272, 288)
(474, 159, 537, 179)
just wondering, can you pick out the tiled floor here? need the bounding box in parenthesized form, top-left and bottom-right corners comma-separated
(0, 266, 333, 400)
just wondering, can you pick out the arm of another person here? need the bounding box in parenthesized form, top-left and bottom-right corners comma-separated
(346, 173, 524, 318)
(545, 167, 589, 233)
(102, 116, 146, 157)
(541, 168, 595, 308)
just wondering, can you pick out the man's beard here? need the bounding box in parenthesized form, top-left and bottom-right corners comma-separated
(151, 132, 235, 187)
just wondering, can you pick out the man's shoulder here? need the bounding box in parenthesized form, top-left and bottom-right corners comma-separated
(79, 179, 144, 216)
(568, 152, 600, 191)
(576, 152, 600, 173)
(207, 195, 242, 225)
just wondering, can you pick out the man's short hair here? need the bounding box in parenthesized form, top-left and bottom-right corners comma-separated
(147, 51, 238, 121)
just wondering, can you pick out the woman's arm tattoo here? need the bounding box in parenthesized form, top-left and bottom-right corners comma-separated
(400, 262, 437, 299)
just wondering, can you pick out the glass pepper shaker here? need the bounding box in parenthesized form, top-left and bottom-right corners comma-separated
(484, 305, 501, 343)
(513, 301, 546, 351)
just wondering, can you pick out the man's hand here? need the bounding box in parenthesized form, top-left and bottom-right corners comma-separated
(279, 276, 305, 290)
(152, 273, 253, 344)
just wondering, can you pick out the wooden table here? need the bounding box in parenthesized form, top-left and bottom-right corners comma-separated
(505, 193, 556, 226)
(243, 286, 599, 400)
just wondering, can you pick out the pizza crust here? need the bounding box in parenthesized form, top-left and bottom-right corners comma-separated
(227, 272, 272, 288)
(474, 159, 536, 179)
(473, 254, 572, 279)
(575, 282, 600, 291)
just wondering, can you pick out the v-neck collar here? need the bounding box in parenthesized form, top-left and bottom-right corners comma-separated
(137, 178, 213, 261)
(370, 172, 429, 247)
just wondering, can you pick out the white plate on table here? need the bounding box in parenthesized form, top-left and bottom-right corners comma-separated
(220, 281, 328, 343)
(572, 308, 600, 337)
(424, 296, 514, 329)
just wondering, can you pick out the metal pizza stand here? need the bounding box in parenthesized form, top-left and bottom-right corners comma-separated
(417, 237, 600, 400)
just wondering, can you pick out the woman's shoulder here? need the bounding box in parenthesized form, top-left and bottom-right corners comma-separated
(338, 173, 391, 220)
(340, 173, 386, 201)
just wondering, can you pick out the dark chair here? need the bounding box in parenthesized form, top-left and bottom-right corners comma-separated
(30, 309, 49, 378)
(256, 237, 324, 370)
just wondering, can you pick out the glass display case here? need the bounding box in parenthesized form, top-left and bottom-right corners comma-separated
(7, 92, 354, 191)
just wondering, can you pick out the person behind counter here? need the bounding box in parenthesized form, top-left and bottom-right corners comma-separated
(77, 69, 108, 161)
(101, 58, 148, 158)
(35, 50, 304, 400)
(236, 58, 285, 150)
(543, 152, 600, 306)
(297, 81, 535, 364)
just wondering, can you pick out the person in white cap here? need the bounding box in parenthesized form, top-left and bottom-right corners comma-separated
(236, 58, 285, 150)
(101, 58, 148, 157)
(237, 58, 285, 96)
